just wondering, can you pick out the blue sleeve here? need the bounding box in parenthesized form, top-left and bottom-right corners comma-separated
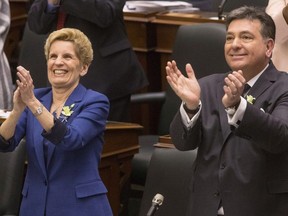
(42, 117, 67, 144)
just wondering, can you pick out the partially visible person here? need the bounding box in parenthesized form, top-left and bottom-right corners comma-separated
(142, 0, 214, 11)
(283, 3, 288, 24)
(166, 6, 288, 216)
(266, 0, 288, 72)
(0, 28, 113, 216)
(27, 0, 148, 122)
(188, 0, 213, 11)
(0, 0, 13, 110)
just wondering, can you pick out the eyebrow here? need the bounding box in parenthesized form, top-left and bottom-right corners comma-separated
(226, 30, 253, 35)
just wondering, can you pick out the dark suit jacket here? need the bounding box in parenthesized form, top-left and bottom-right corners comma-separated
(170, 63, 288, 216)
(27, 0, 148, 100)
(0, 84, 112, 216)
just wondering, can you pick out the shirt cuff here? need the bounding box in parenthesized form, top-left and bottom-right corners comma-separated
(180, 101, 202, 129)
(227, 97, 247, 128)
(0, 134, 10, 149)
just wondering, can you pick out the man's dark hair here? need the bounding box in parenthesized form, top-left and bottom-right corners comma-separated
(226, 6, 276, 40)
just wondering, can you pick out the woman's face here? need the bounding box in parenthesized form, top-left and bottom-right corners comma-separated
(47, 40, 88, 89)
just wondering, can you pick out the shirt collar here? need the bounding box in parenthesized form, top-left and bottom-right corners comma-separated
(246, 63, 269, 87)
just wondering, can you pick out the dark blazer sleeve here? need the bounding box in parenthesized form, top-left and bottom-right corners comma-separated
(28, 0, 126, 33)
(27, 0, 56, 34)
(61, 0, 126, 28)
(170, 110, 202, 151)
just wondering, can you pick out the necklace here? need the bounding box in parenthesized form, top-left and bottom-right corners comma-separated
(50, 101, 66, 117)
(51, 92, 71, 116)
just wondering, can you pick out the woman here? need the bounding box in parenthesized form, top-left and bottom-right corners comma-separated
(0, 28, 113, 216)
(266, 0, 288, 72)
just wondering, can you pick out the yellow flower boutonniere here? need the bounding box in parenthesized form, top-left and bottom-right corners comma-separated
(246, 95, 256, 104)
(61, 103, 75, 117)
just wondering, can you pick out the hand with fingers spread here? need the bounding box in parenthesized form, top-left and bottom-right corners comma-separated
(166, 60, 201, 110)
(222, 70, 246, 108)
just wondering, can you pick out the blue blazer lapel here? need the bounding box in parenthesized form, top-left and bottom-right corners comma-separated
(45, 84, 87, 167)
(64, 84, 86, 107)
(61, 84, 87, 123)
(33, 92, 53, 177)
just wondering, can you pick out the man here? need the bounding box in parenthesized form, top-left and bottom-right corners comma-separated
(166, 6, 288, 216)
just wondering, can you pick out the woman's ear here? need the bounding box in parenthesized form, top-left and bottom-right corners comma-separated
(80, 64, 89, 77)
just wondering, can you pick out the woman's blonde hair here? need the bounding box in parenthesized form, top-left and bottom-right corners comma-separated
(44, 28, 93, 66)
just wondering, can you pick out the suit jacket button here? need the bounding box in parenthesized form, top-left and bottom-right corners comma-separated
(220, 163, 226, 169)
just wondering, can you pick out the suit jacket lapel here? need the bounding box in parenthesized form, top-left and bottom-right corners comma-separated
(219, 63, 277, 145)
(247, 64, 277, 104)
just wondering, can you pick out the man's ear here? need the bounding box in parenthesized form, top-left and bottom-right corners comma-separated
(80, 64, 89, 77)
(266, 39, 274, 58)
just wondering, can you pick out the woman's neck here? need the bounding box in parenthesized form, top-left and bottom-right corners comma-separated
(51, 86, 76, 115)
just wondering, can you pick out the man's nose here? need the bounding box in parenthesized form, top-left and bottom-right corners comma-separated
(231, 37, 241, 48)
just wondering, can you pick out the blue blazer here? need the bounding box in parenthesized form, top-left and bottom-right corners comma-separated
(0, 84, 113, 216)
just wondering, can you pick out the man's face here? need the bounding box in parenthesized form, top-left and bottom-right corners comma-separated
(224, 19, 273, 76)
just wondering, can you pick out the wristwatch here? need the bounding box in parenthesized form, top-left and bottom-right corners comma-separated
(34, 104, 43, 116)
